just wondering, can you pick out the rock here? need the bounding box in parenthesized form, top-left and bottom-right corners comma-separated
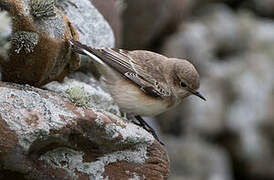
(55, 0, 115, 48)
(252, 0, 274, 17)
(0, 80, 170, 179)
(122, 0, 170, 49)
(0, 11, 11, 61)
(166, 136, 232, 180)
(0, 0, 80, 87)
(44, 71, 121, 116)
(121, 0, 204, 50)
(0, 0, 116, 87)
(91, 0, 124, 47)
(55, 0, 115, 77)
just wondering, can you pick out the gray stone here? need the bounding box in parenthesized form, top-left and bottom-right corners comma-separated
(44, 72, 121, 116)
(55, 0, 115, 48)
(0, 11, 11, 60)
(0, 81, 169, 179)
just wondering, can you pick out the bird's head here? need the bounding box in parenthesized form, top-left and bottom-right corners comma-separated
(171, 58, 206, 101)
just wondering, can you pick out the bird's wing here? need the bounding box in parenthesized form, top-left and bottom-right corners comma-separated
(91, 48, 172, 98)
(70, 40, 171, 98)
(124, 72, 171, 97)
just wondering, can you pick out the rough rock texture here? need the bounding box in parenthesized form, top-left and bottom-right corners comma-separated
(159, 4, 274, 180)
(55, 0, 115, 76)
(0, 80, 170, 179)
(0, 0, 170, 179)
(55, 0, 115, 48)
(44, 72, 121, 115)
(0, 0, 80, 87)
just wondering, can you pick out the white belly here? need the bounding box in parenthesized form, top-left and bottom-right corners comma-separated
(108, 79, 169, 116)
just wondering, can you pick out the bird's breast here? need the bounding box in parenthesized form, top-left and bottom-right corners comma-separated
(107, 78, 170, 116)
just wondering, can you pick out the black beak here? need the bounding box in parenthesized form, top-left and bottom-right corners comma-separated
(193, 91, 206, 101)
(186, 88, 206, 101)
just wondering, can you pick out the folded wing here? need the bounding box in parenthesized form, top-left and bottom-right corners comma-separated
(70, 40, 171, 98)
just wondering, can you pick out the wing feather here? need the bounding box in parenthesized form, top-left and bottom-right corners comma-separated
(70, 40, 171, 98)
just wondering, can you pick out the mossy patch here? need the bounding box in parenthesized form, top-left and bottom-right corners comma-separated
(65, 86, 91, 108)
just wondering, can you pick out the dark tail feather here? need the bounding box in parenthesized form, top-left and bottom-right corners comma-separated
(69, 39, 105, 65)
(69, 39, 91, 56)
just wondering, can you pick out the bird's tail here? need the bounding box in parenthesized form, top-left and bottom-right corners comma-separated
(69, 39, 90, 55)
(69, 39, 105, 65)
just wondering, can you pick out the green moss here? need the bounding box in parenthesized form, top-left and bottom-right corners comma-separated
(65, 86, 91, 108)
(31, 0, 56, 18)
(11, 31, 39, 54)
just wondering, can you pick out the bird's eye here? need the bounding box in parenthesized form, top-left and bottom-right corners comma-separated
(180, 81, 187, 87)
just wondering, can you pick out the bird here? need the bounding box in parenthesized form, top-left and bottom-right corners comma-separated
(69, 39, 206, 145)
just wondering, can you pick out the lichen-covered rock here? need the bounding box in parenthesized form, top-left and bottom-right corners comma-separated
(44, 71, 121, 116)
(0, 81, 170, 179)
(0, 0, 80, 87)
(54, 0, 115, 76)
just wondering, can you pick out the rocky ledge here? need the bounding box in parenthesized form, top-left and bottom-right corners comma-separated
(0, 81, 169, 179)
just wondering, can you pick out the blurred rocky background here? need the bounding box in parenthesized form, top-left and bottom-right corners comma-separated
(119, 0, 274, 180)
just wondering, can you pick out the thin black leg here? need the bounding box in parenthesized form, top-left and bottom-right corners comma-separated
(135, 115, 164, 145)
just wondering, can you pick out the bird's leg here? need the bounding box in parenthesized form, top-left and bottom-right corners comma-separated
(135, 115, 164, 145)
(126, 113, 142, 126)
(132, 120, 142, 127)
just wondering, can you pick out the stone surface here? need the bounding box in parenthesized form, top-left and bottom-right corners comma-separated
(55, 0, 116, 76)
(44, 72, 121, 116)
(56, 0, 115, 48)
(91, 0, 124, 47)
(0, 11, 11, 61)
(0, 0, 80, 87)
(0, 80, 170, 179)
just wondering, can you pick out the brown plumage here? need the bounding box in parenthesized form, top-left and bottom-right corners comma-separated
(70, 39, 206, 144)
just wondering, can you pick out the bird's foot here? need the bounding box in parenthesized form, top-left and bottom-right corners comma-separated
(134, 115, 164, 145)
